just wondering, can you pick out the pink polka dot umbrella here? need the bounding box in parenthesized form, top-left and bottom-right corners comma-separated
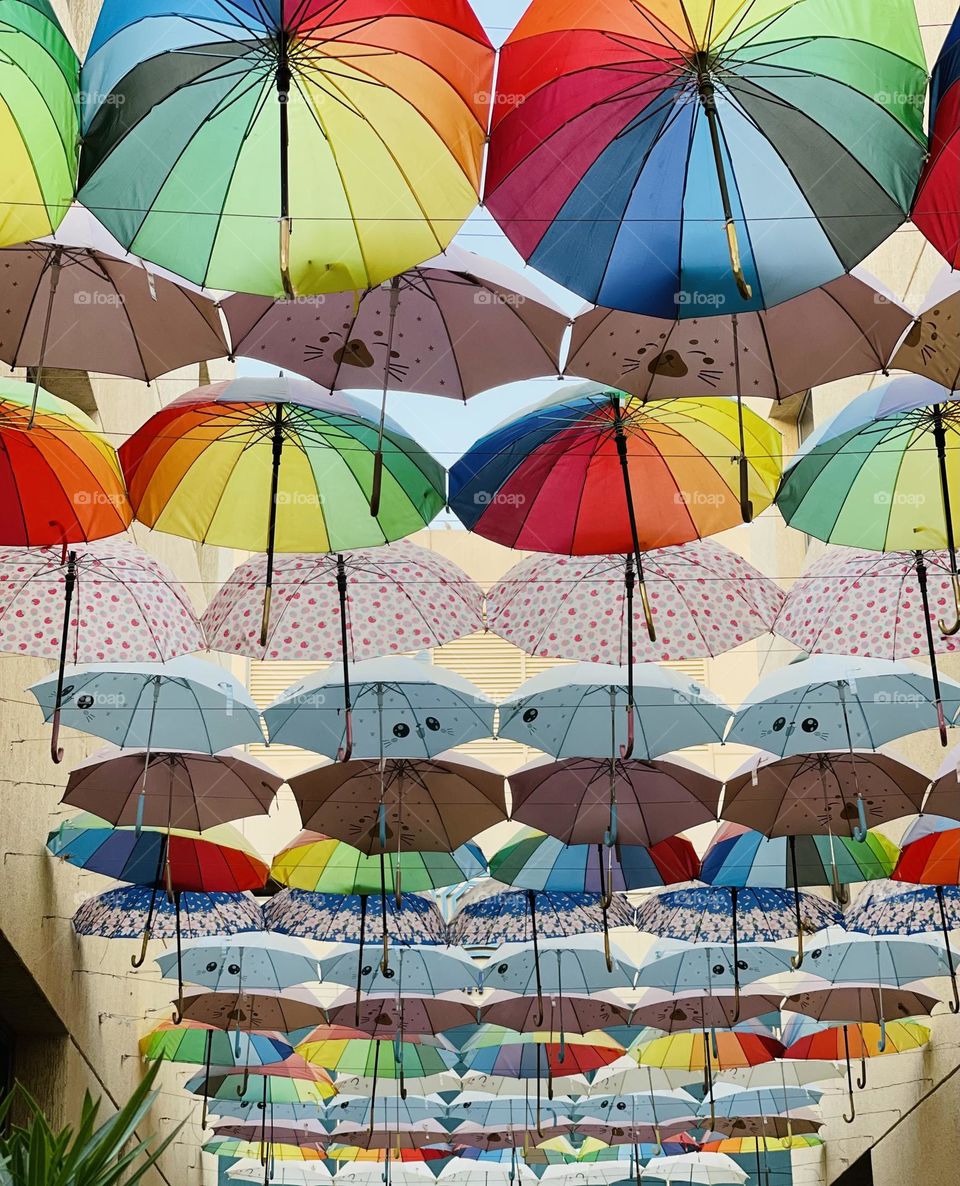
(773, 546, 960, 745)
(202, 542, 484, 760)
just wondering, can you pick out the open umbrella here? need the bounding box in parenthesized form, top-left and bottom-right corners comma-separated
(78, 0, 494, 297)
(156, 933, 320, 994)
(179, 987, 327, 1035)
(565, 273, 911, 399)
(73, 885, 262, 942)
(911, 8, 960, 269)
(120, 378, 446, 657)
(202, 542, 483, 663)
(448, 890, 633, 949)
(629, 990, 782, 1033)
(29, 656, 265, 762)
(719, 750, 929, 841)
(0, 0, 77, 244)
(223, 244, 567, 404)
(486, 542, 784, 667)
(265, 660, 495, 759)
(485, 0, 925, 316)
(893, 268, 960, 391)
(727, 655, 960, 755)
(63, 747, 282, 832)
(325, 995, 478, 1041)
(263, 891, 447, 947)
(497, 664, 731, 763)
(777, 375, 960, 662)
(318, 944, 479, 998)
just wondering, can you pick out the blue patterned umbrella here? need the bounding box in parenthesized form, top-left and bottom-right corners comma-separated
(635, 885, 842, 946)
(264, 890, 447, 946)
(73, 885, 262, 941)
(448, 890, 633, 947)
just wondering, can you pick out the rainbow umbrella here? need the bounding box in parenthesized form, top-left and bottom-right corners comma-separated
(298, 1031, 458, 1109)
(701, 823, 899, 967)
(0, 0, 77, 244)
(120, 378, 445, 692)
(912, 8, 960, 269)
(776, 375, 960, 645)
(78, 0, 493, 297)
(784, 1018, 929, 1124)
(484, 0, 926, 316)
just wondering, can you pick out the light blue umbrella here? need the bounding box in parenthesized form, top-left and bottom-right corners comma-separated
(636, 942, 794, 996)
(801, 929, 951, 987)
(208, 1098, 325, 1125)
(726, 655, 960, 757)
(156, 933, 320, 992)
(325, 1094, 447, 1132)
(573, 1092, 699, 1127)
(700, 1084, 823, 1120)
(482, 938, 637, 998)
(29, 657, 264, 751)
(319, 943, 480, 995)
(497, 663, 731, 759)
(443, 1093, 575, 1132)
(264, 658, 495, 759)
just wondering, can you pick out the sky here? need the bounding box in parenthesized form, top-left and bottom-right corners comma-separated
(240, 0, 588, 472)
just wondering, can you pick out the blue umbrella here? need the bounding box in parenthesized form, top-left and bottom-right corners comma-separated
(573, 1092, 699, 1127)
(448, 890, 634, 948)
(443, 1093, 575, 1132)
(156, 933, 320, 993)
(73, 885, 262, 941)
(635, 942, 794, 998)
(700, 1085, 823, 1120)
(635, 885, 842, 945)
(29, 657, 264, 752)
(319, 944, 480, 996)
(264, 890, 447, 946)
(326, 1095, 448, 1132)
(265, 658, 496, 759)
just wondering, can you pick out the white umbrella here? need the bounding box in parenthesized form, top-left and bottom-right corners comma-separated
(641, 1153, 748, 1185)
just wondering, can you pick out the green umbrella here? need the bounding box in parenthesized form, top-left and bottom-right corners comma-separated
(0, 0, 78, 244)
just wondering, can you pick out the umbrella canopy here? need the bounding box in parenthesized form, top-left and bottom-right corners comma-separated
(297, 1035, 458, 1081)
(0, 0, 77, 244)
(140, 1022, 292, 1068)
(629, 990, 782, 1033)
(461, 1027, 625, 1079)
(224, 246, 567, 398)
(29, 657, 265, 752)
(719, 750, 928, 838)
(47, 813, 268, 892)
(0, 540, 202, 663)
(565, 273, 911, 398)
(482, 938, 638, 997)
(634, 1033, 785, 1076)
(187, 1060, 336, 1103)
(0, 379, 131, 546)
(797, 930, 951, 987)
(63, 747, 282, 831)
(497, 664, 731, 761)
(846, 880, 960, 938)
(912, 9, 960, 269)
(449, 386, 781, 551)
(78, 0, 493, 296)
(700, 1085, 822, 1121)
(893, 269, 960, 389)
(444, 1093, 575, 1133)
(266, 661, 495, 759)
(264, 891, 447, 946)
(156, 933, 320, 993)
(484, 0, 925, 318)
(202, 543, 483, 663)
(288, 754, 506, 854)
(784, 1019, 930, 1061)
(783, 982, 940, 1023)
(486, 542, 784, 666)
(573, 1093, 698, 1129)
(488, 829, 700, 896)
(726, 656, 960, 756)
(894, 826, 960, 886)
(326, 1094, 448, 1132)
(480, 995, 632, 1037)
(448, 891, 634, 948)
(508, 755, 720, 848)
(180, 988, 327, 1034)
(272, 832, 485, 894)
(641, 1153, 747, 1185)
(325, 995, 478, 1040)
(702, 825, 900, 888)
(318, 943, 480, 996)
(635, 943, 793, 995)
(635, 885, 842, 946)
(0, 240, 227, 382)
(72, 886, 262, 940)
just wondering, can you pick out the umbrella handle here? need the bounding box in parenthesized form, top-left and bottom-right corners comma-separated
(940, 574, 960, 636)
(789, 842, 804, 969)
(638, 576, 655, 643)
(238, 1064, 251, 1096)
(337, 709, 354, 762)
(619, 707, 635, 761)
(726, 222, 753, 301)
(50, 710, 64, 764)
(856, 1053, 867, 1091)
(735, 398, 754, 524)
(852, 796, 868, 844)
(842, 1026, 856, 1124)
(131, 922, 152, 969)
(936, 887, 960, 1014)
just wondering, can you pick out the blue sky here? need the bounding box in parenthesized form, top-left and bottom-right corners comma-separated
(240, 0, 587, 469)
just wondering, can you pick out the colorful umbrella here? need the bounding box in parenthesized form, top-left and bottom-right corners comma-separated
(508, 755, 721, 850)
(701, 823, 899, 966)
(29, 656, 265, 761)
(0, 0, 77, 244)
(120, 377, 446, 657)
(202, 542, 483, 663)
(263, 891, 447, 947)
(449, 387, 781, 558)
(223, 245, 567, 401)
(78, 0, 494, 296)
(265, 660, 495, 760)
(72, 885, 262, 941)
(486, 542, 784, 667)
(485, 0, 925, 316)
(0, 379, 131, 546)
(719, 750, 928, 841)
(63, 747, 282, 832)
(565, 272, 911, 399)
(776, 375, 960, 651)
(461, 1027, 625, 1080)
(727, 655, 960, 756)
(911, 7, 960, 269)
(496, 664, 731, 762)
